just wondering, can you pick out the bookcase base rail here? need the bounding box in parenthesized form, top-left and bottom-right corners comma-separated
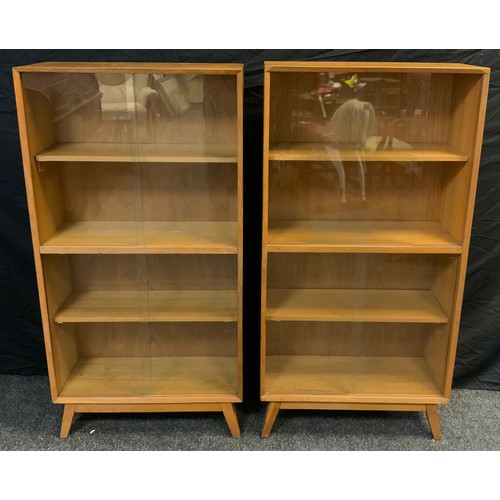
(261, 402, 441, 440)
(60, 402, 241, 439)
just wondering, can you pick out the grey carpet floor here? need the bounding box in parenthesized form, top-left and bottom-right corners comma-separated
(1, 375, 499, 450)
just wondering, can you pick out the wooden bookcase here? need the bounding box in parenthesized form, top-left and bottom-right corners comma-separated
(260, 62, 489, 438)
(13, 62, 243, 438)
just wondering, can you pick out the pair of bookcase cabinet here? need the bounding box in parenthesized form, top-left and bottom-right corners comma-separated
(13, 61, 489, 440)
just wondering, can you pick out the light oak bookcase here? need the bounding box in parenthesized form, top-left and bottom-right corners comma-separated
(13, 62, 243, 438)
(260, 61, 489, 438)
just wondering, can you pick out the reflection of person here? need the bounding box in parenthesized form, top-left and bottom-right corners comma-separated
(327, 98, 377, 148)
(327, 98, 377, 202)
(300, 97, 377, 147)
(298, 96, 377, 203)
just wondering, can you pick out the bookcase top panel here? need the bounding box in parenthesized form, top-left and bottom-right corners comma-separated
(14, 62, 243, 75)
(265, 61, 490, 74)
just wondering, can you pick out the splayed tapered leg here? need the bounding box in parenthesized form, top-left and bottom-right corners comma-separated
(221, 403, 241, 438)
(60, 404, 76, 439)
(426, 405, 441, 440)
(261, 402, 281, 438)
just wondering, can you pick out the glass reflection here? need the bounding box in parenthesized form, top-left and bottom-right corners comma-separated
(278, 71, 437, 151)
(270, 72, 442, 206)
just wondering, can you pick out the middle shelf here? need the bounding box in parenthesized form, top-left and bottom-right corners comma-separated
(266, 288, 448, 323)
(54, 289, 238, 324)
(267, 220, 462, 254)
(269, 141, 468, 162)
(40, 221, 238, 254)
(36, 142, 239, 164)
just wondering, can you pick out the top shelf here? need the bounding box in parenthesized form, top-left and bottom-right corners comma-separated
(269, 142, 468, 163)
(36, 143, 238, 164)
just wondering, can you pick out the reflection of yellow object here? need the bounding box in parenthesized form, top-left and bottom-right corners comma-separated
(344, 74, 358, 88)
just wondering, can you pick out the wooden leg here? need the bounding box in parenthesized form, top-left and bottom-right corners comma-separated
(60, 404, 76, 439)
(221, 403, 241, 438)
(426, 405, 441, 440)
(261, 402, 281, 438)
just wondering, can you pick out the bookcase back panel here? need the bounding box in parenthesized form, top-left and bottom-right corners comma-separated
(267, 253, 456, 292)
(68, 254, 237, 291)
(76, 323, 237, 357)
(60, 163, 139, 221)
(141, 164, 237, 221)
(266, 322, 430, 356)
(77, 324, 151, 357)
(60, 163, 237, 222)
(268, 161, 451, 221)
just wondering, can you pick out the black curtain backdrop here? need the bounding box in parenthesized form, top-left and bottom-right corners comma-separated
(1, 49, 499, 407)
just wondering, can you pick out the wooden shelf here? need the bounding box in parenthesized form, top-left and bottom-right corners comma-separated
(37, 143, 238, 163)
(40, 221, 238, 254)
(58, 356, 239, 402)
(267, 220, 462, 254)
(263, 355, 443, 402)
(267, 289, 448, 323)
(54, 290, 238, 323)
(269, 141, 468, 162)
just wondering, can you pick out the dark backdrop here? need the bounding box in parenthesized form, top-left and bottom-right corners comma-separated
(1, 49, 499, 406)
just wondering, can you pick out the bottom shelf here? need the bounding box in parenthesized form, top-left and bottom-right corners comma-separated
(59, 356, 239, 402)
(264, 355, 443, 402)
